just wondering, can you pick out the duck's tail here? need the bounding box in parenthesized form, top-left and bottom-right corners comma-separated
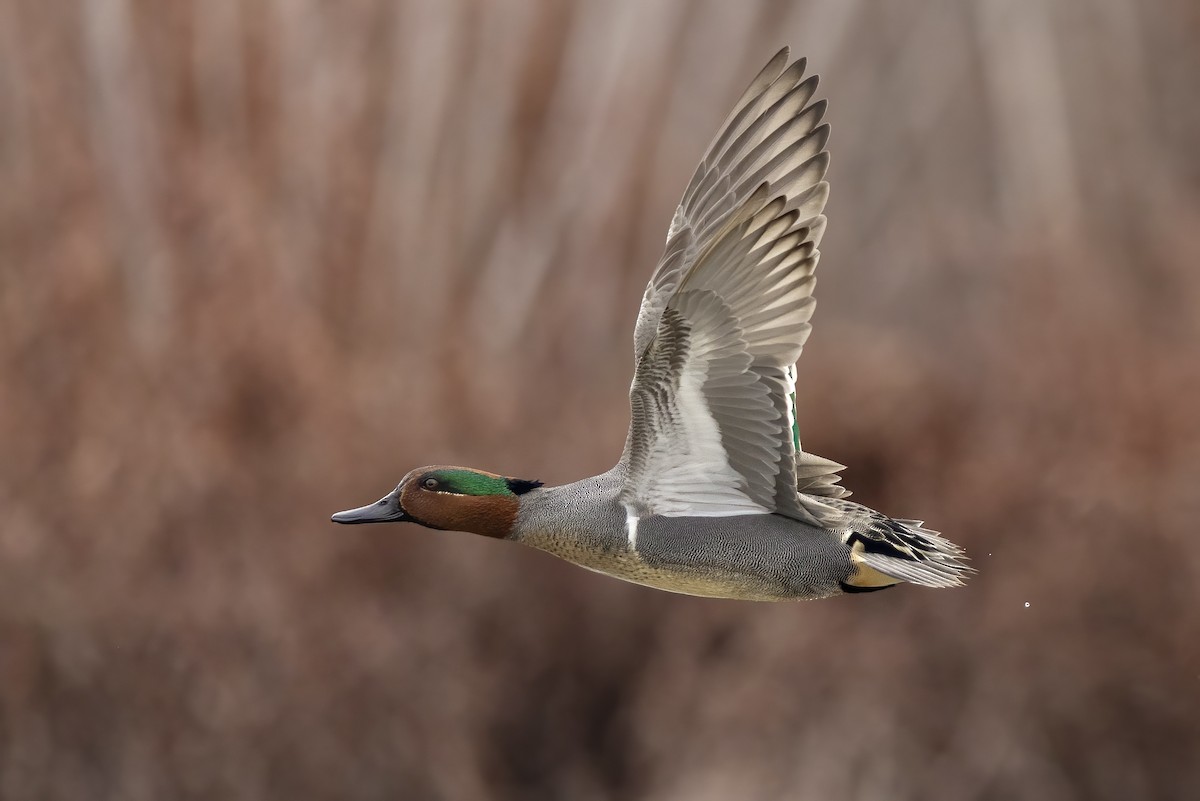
(841, 513, 973, 592)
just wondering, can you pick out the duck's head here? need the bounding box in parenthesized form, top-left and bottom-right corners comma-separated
(331, 466, 543, 539)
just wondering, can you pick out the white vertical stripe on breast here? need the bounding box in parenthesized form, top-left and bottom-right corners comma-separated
(786, 364, 798, 449)
(625, 506, 640, 550)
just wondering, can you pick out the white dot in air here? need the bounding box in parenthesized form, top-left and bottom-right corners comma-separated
(1024, 602, 1030, 608)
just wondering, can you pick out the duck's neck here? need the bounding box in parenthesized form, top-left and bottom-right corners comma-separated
(508, 467, 627, 547)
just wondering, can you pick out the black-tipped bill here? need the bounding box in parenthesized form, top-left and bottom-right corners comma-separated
(330, 491, 410, 525)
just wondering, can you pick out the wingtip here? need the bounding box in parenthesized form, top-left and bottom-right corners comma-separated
(756, 48, 791, 85)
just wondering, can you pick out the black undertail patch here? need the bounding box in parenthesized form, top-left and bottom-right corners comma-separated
(840, 581, 895, 594)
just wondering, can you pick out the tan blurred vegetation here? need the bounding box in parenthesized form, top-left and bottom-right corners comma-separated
(2, 1, 1199, 799)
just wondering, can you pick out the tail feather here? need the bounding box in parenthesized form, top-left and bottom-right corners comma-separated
(841, 510, 973, 590)
(855, 548, 969, 589)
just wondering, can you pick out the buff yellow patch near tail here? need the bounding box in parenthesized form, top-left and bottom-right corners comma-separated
(847, 541, 901, 588)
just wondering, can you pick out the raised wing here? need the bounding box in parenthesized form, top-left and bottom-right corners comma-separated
(621, 49, 835, 521)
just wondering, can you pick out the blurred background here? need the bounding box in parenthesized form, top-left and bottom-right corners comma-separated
(2, 1, 1199, 799)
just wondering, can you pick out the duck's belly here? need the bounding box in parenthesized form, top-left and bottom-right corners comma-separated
(584, 553, 803, 601)
(522, 513, 850, 601)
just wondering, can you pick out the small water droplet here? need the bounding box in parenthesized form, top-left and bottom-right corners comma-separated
(1024, 602, 1030, 608)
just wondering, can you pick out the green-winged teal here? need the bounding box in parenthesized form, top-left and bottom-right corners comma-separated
(333, 48, 971, 600)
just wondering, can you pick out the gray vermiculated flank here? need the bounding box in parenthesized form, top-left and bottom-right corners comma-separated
(633, 514, 850, 600)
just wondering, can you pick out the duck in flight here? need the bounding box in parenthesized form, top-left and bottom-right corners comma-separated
(332, 48, 971, 600)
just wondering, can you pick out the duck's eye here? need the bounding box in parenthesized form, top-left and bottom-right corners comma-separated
(422, 477, 439, 490)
